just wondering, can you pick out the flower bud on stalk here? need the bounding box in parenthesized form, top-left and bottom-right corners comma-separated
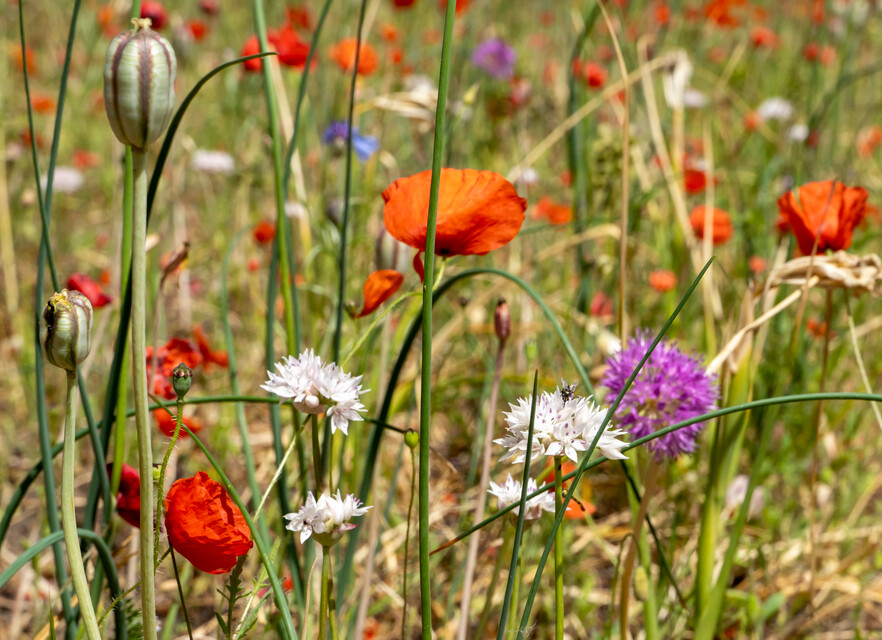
(41, 289, 93, 373)
(103, 18, 176, 150)
(494, 298, 510, 345)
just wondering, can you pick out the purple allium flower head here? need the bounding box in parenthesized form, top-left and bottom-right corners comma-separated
(601, 330, 718, 461)
(471, 38, 517, 79)
(322, 121, 380, 161)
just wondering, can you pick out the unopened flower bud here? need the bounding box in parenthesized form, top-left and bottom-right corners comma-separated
(494, 299, 510, 344)
(404, 429, 419, 450)
(172, 363, 193, 399)
(104, 19, 177, 150)
(41, 289, 93, 372)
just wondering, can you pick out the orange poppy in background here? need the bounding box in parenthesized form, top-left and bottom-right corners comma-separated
(533, 197, 572, 225)
(67, 273, 112, 308)
(382, 168, 526, 276)
(193, 325, 229, 369)
(108, 462, 141, 528)
(165, 472, 253, 574)
(684, 168, 708, 194)
(329, 38, 378, 75)
(649, 269, 677, 292)
(776, 180, 868, 255)
(749, 25, 777, 48)
(153, 408, 203, 437)
(356, 270, 404, 317)
(689, 205, 733, 245)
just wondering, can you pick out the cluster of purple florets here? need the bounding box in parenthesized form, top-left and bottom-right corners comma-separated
(602, 330, 719, 461)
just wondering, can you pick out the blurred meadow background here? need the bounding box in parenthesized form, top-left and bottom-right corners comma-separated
(3, 0, 882, 638)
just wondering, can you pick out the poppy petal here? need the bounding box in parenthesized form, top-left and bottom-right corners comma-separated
(413, 252, 425, 282)
(357, 270, 404, 317)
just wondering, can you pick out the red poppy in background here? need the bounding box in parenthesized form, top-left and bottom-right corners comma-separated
(749, 26, 777, 49)
(382, 169, 526, 277)
(188, 20, 208, 41)
(356, 270, 404, 317)
(748, 255, 767, 274)
(649, 269, 677, 292)
(576, 61, 607, 89)
(140, 1, 168, 29)
(147, 337, 203, 377)
(12, 45, 36, 75)
(73, 149, 101, 169)
(286, 6, 312, 30)
(67, 273, 113, 308)
(857, 126, 882, 158)
(193, 325, 229, 369)
(108, 463, 141, 528)
(329, 38, 378, 75)
(381, 23, 400, 43)
(392, 0, 418, 7)
(199, 0, 220, 15)
(690, 205, 733, 245)
(589, 291, 613, 317)
(165, 472, 253, 574)
(252, 221, 276, 245)
(438, 0, 469, 13)
(532, 196, 572, 225)
(777, 181, 868, 255)
(31, 93, 55, 113)
(153, 408, 203, 438)
(275, 27, 310, 68)
(684, 168, 708, 194)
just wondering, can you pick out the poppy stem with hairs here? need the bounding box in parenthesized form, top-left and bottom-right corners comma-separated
(419, 0, 458, 635)
(61, 371, 102, 640)
(131, 147, 158, 640)
(554, 458, 565, 640)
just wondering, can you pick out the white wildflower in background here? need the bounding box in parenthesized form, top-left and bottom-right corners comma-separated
(787, 123, 810, 142)
(191, 149, 235, 175)
(284, 490, 372, 545)
(494, 382, 628, 464)
(41, 166, 84, 194)
(682, 89, 708, 109)
(757, 97, 794, 122)
(488, 474, 555, 520)
(262, 349, 367, 434)
(662, 51, 693, 109)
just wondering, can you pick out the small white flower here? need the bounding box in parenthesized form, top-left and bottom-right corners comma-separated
(191, 149, 235, 175)
(787, 123, 810, 142)
(682, 89, 708, 109)
(41, 166, 84, 194)
(662, 52, 693, 109)
(757, 97, 794, 122)
(488, 474, 555, 520)
(285, 201, 307, 219)
(262, 349, 367, 434)
(284, 490, 372, 544)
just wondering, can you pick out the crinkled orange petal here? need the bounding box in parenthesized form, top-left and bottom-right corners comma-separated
(382, 168, 526, 257)
(357, 270, 404, 317)
(777, 181, 868, 254)
(413, 252, 425, 282)
(689, 205, 733, 245)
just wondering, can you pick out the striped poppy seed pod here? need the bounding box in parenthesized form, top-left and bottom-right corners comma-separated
(41, 289, 93, 372)
(494, 299, 510, 344)
(172, 362, 193, 400)
(103, 18, 176, 150)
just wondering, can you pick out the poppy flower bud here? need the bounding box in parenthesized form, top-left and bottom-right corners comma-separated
(404, 429, 419, 450)
(103, 18, 177, 150)
(172, 362, 192, 399)
(41, 289, 93, 372)
(494, 299, 510, 344)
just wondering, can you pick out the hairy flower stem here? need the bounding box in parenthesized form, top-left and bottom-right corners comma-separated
(131, 147, 157, 639)
(319, 545, 330, 640)
(619, 459, 661, 640)
(554, 459, 565, 640)
(457, 336, 506, 640)
(61, 371, 102, 640)
(401, 439, 418, 639)
(155, 400, 184, 565)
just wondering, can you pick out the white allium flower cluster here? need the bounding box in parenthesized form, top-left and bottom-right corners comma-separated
(262, 349, 367, 435)
(757, 97, 794, 122)
(284, 490, 372, 544)
(487, 474, 555, 520)
(191, 149, 235, 175)
(494, 383, 628, 464)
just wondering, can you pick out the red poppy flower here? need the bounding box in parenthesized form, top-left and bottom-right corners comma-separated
(649, 269, 677, 292)
(31, 93, 55, 113)
(579, 61, 607, 89)
(241, 36, 265, 72)
(748, 255, 766, 274)
(532, 196, 572, 225)
(140, 1, 168, 29)
(12, 45, 37, 75)
(438, 0, 469, 13)
(329, 38, 378, 75)
(193, 325, 229, 369)
(589, 291, 613, 317)
(67, 273, 113, 308)
(253, 220, 276, 245)
(153, 408, 203, 437)
(275, 26, 310, 68)
(684, 168, 708, 194)
(286, 6, 312, 30)
(380, 23, 400, 43)
(776, 181, 868, 255)
(108, 463, 141, 528)
(148, 337, 203, 377)
(356, 270, 404, 317)
(689, 205, 734, 245)
(188, 20, 208, 41)
(73, 149, 101, 169)
(382, 168, 526, 276)
(654, 2, 671, 25)
(199, 0, 219, 15)
(749, 26, 777, 49)
(392, 0, 418, 7)
(857, 126, 882, 158)
(165, 472, 253, 574)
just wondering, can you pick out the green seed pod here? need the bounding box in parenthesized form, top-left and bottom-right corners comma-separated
(103, 18, 176, 150)
(404, 429, 419, 450)
(172, 362, 193, 400)
(41, 289, 93, 372)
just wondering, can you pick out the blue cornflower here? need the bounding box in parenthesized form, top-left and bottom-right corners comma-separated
(601, 330, 719, 461)
(322, 121, 380, 161)
(471, 38, 517, 79)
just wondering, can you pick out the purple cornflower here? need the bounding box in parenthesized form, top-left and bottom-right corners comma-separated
(471, 38, 517, 79)
(322, 121, 380, 161)
(601, 330, 718, 461)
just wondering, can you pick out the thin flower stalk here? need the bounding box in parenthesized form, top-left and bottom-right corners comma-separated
(554, 458, 564, 640)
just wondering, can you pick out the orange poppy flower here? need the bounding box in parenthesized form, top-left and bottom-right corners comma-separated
(684, 168, 708, 194)
(108, 462, 141, 528)
(649, 269, 677, 292)
(689, 205, 733, 245)
(253, 220, 276, 245)
(857, 126, 882, 158)
(776, 181, 868, 255)
(532, 196, 572, 225)
(165, 472, 253, 574)
(356, 270, 404, 317)
(147, 337, 203, 377)
(438, 0, 470, 13)
(193, 325, 229, 369)
(382, 168, 526, 275)
(749, 25, 777, 49)
(31, 93, 55, 113)
(153, 408, 203, 437)
(380, 22, 400, 42)
(67, 273, 112, 308)
(329, 38, 378, 76)
(748, 255, 767, 274)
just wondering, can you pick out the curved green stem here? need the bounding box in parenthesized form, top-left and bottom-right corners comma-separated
(554, 458, 564, 640)
(131, 148, 157, 640)
(155, 399, 184, 566)
(61, 372, 101, 639)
